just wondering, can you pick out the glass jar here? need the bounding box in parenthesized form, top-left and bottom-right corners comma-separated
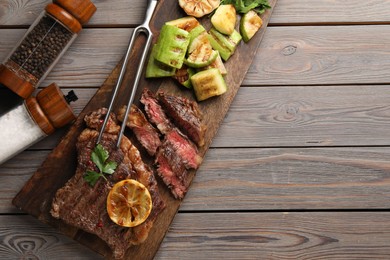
(0, 83, 78, 165)
(0, 0, 96, 100)
(0, 84, 24, 117)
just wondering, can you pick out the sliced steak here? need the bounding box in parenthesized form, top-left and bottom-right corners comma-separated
(140, 88, 203, 199)
(140, 88, 174, 134)
(51, 108, 165, 259)
(155, 144, 189, 199)
(117, 105, 161, 156)
(155, 129, 201, 199)
(164, 129, 202, 170)
(158, 92, 206, 147)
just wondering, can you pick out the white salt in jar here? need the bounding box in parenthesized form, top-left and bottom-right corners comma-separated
(0, 83, 77, 165)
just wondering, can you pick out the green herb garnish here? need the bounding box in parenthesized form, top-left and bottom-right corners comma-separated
(84, 144, 118, 186)
(221, 0, 271, 14)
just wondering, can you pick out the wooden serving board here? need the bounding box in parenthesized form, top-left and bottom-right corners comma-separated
(13, 0, 277, 259)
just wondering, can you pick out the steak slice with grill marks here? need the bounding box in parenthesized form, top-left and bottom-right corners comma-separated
(140, 89, 202, 199)
(117, 104, 161, 156)
(158, 92, 206, 147)
(50, 108, 165, 259)
(163, 129, 202, 170)
(155, 129, 202, 199)
(155, 140, 189, 199)
(140, 88, 174, 135)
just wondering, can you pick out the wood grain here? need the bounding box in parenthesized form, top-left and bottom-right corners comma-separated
(2, 212, 390, 259)
(2, 0, 390, 259)
(182, 147, 390, 211)
(1, 0, 390, 26)
(27, 84, 390, 150)
(245, 25, 390, 86)
(272, 0, 390, 24)
(0, 151, 49, 214)
(156, 212, 390, 259)
(3, 147, 390, 214)
(11, 0, 277, 258)
(213, 85, 390, 147)
(0, 215, 103, 259)
(1, 25, 389, 88)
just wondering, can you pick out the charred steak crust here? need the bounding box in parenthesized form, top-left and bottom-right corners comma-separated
(117, 105, 161, 156)
(158, 92, 206, 147)
(140, 88, 174, 135)
(50, 108, 165, 259)
(155, 144, 189, 199)
(140, 89, 203, 199)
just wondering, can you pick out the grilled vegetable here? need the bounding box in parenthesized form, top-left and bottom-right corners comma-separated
(202, 52, 227, 75)
(191, 68, 227, 101)
(166, 16, 200, 32)
(154, 24, 190, 69)
(189, 24, 206, 46)
(185, 32, 218, 68)
(173, 65, 196, 88)
(208, 28, 242, 61)
(211, 4, 236, 35)
(178, 0, 220, 18)
(240, 10, 263, 42)
(145, 44, 176, 78)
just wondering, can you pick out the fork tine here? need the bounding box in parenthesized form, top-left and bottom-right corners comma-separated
(96, 0, 158, 146)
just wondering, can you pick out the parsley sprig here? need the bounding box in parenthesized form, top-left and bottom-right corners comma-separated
(221, 0, 271, 14)
(84, 144, 118, 186)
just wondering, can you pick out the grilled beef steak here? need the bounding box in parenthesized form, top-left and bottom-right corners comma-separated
(140, 89, 202, 199)
(154, 128, 203, 199)
(140, 88, 174, 134)
(158, 92, 206, 147)
(117, 105, 161, 156)
(51, 108, 165, 259)
(155, 142, 189, 199)
(163, 129, 202, 170)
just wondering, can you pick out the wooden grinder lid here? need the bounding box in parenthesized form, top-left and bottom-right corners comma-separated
(45, 3, 82, 33)
(36, 83, 77, 129)
(53, 0, 97, 25)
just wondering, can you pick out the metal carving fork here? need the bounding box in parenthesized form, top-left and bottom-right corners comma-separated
(96, 0, 158, 147)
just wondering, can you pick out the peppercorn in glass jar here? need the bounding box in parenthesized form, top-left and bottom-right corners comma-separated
(0, 0, 96, 100)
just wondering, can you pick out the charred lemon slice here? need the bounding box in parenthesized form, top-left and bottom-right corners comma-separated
(178, 0, 220, 18)
(107, 179, 152, 227)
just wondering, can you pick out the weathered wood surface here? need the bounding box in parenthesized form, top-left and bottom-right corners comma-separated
(3, 212, 390, 260)
(28, 85, 390, 150)
(1, 0, 390, 259)
(0, 215, 103, 259)
(3, 146, 390, 214)
(1, 0, 390, 26)
(157, 212, 390, 259)
(2, 25, 390, 87)
(11, 0, 278, 258)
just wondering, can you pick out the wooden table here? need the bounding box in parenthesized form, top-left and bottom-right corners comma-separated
(1, 0, 390, 259)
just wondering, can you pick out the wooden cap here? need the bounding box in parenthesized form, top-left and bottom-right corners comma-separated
(0, 64, 35, 99)
(53, 0, 97, 25)
(45, 3, 82, 33)
(36, 83, 76, 128)
(25, 97, 55, 135)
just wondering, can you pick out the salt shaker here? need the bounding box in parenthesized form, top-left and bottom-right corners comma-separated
(0, 0, 96, 101)
(0, 83, 78, 165)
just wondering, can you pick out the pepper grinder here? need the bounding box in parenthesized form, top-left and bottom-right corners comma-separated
(0, 83, 78, 165)
(0, 0, 96, 113)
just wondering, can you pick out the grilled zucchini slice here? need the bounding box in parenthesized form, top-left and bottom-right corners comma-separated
(191, 68, 227, 101)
